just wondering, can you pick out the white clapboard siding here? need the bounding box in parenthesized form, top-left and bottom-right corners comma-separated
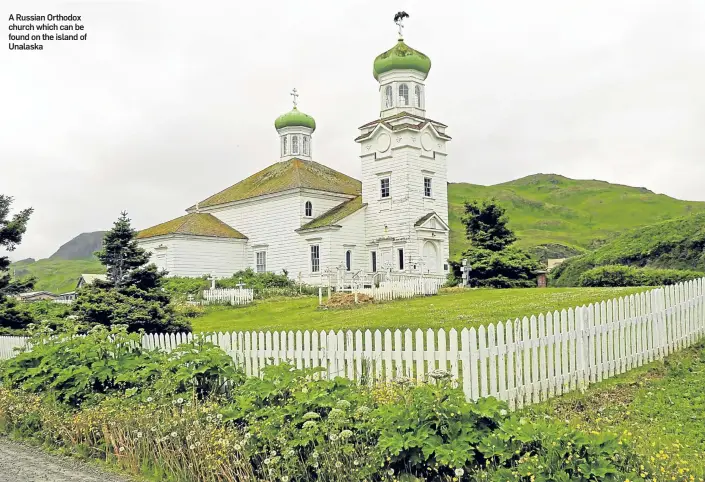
(201, 288, 254, 306)
(2, 279, 704, 410)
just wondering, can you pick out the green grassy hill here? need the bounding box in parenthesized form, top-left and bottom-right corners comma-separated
(11, 258, 105, 294)
(551, 212, 705, 286)
(448, 174, 705, 259)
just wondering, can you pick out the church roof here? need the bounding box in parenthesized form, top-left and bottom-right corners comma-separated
(355, 112, 451, 142)
(297, 196, 366, 231)
(188, 159, 361, 210)
(137, 213, 247, 240)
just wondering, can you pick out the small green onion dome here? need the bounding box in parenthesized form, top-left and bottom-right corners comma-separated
(373, 39, 431, 80)
(274, 107, 316, 132)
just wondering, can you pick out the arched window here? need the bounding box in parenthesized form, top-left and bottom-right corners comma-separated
(398, 84, 409, 106)
(415, 85, 422, 108)
(304, 201, 312, 217)
(281, 136, 287, 155)
(385, 85, 393, 108)
(291, 135, 299, 155)
(303, 135, 309, 156)
(345, 250, 352, 271)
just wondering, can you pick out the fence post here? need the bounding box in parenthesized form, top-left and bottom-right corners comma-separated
(576, 305, 588, 392)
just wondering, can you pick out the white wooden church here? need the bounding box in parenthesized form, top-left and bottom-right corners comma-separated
(137, 21, 451, 286)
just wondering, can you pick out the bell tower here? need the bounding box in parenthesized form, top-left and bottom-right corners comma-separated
(356, 13, 451, 276)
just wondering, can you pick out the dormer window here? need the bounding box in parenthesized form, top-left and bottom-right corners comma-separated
(398, 84, 409, 106)
(415, 85, 422, 108)
(384, 85, 393, 108)
(304, 201, 312, 217)
(303, 135, 310, 156)
(291, 135, 299, 155)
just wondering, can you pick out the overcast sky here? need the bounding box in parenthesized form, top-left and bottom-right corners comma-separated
(2, 0, 705, 260)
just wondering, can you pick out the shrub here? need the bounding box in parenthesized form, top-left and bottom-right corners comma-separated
(161, 276, 210, 299)
(578, 265, 703, 287)
(460, 247, 541, 288)
(217, 268, 296, 291)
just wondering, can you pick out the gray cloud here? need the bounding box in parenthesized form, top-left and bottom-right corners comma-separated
(2, 0, 704, 260)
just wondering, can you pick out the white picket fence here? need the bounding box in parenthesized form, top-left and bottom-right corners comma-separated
(358, 277, 444, 301)
(1, 279, 704, 409)
(201, 288, 254, 306)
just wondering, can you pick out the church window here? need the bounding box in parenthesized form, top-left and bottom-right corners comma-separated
(385, 85, 393, 108)
(399, 84, 409, 106)
(371, 251, 377, 272)
(424, 177, 432, 197)
(310, 245, 320, 273)
(345, 250, 352, 271)
(398, 248, 405, 270)
(415, 85, 422, 108)
(292, 135, 299, 155)
(380, 177, 390, 198)
(303, 135, 309, 155)
(281, 136, 287, 155)
(305, 201, 312, 217)
(255, 251, 267, 273)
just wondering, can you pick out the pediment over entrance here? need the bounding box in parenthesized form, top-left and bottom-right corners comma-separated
(414, 212, 449, 232)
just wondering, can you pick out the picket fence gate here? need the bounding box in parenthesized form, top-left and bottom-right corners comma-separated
(201, 288, 254, 306)
(1, 278, 703, 409)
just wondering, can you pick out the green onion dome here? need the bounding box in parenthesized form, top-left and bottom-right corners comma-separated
(373, 40, 431, 80)
(274, 107, 316, 132)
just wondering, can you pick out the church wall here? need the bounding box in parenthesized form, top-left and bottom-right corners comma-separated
(205, 190, 353, 281)
(328, 207, 367, 275)
(139, 236, 247, 278)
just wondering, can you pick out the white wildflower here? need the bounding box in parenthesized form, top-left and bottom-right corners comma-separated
(329, 433, 338, 442)
(387, 468, 394, 475)
(234, 443, 242, 451)
(282, 477, 289, 482)
(189, 444, 195, 450)
(312, 451, 319, 459)
(340, 429, 353, 439)
(353, 460, 359, 466)
(171, 431, 178, 438)
(303, 421, 317, 429)
(216, 413, 223, 420)
(137, 431, 143, 438)
(146, 397, 153, 403)
(119, 446, 125, 452)
(499, 409, 508, 416)
(336, 400, 351, 409)
(303, 412, 320, 420)
(177, 397, 184, 404)
(455, 468, 465, 477)
(329, 408, 344, 418)
(264, 458, 271, 465)
(335, 461, 343, 468)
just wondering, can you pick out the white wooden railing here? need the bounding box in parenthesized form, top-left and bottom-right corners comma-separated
(1, 279, 703, 409)
(358, 277, 445, 301)
(201, 288, 254, 306)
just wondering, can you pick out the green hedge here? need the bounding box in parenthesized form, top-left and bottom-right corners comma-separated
(578, 265, 704, 287)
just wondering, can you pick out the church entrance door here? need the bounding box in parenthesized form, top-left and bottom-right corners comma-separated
(422, 241, 439, 274)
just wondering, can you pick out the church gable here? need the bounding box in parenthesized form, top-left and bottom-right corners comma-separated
(414, 212, 449, 231)
(188, 159, 361, 210)
(297, 196, 366, 232)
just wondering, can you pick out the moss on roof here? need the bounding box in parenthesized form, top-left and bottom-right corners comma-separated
(190, 159, 362, 209)
(298, 196, 366, 231)
(137, 213, 247, 240)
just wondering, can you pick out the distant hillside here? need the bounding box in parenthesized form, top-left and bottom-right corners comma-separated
(551, 212, 705, 286)
(11, 258, 105, 294)
(447, 174, 705, 259)
(49, 231, 105, 260)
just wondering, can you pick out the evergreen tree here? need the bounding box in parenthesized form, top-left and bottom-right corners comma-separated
(461, 199, 516, 251)
(96, 211, 150, 286)
(459, 199, 539, 288)
(0, 195, 35, 334)
(73, 211, 190, 333)
(0, 195, 33, 298)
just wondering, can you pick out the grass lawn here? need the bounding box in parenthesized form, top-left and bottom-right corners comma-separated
(529, 342, 705, 481)
(192, 286, 646, 333)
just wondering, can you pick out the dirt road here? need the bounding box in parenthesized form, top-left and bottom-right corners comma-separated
(0, 437, 130, 482)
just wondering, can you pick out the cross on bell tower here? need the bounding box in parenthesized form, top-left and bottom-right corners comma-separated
(394, 11, 409, 40)
(290, 87, 299, 107)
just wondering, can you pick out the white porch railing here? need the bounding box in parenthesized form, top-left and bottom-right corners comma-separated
(201, 288, 254, 306)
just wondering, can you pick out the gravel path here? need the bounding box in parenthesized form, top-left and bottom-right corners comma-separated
(0, 437, 131, 482)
